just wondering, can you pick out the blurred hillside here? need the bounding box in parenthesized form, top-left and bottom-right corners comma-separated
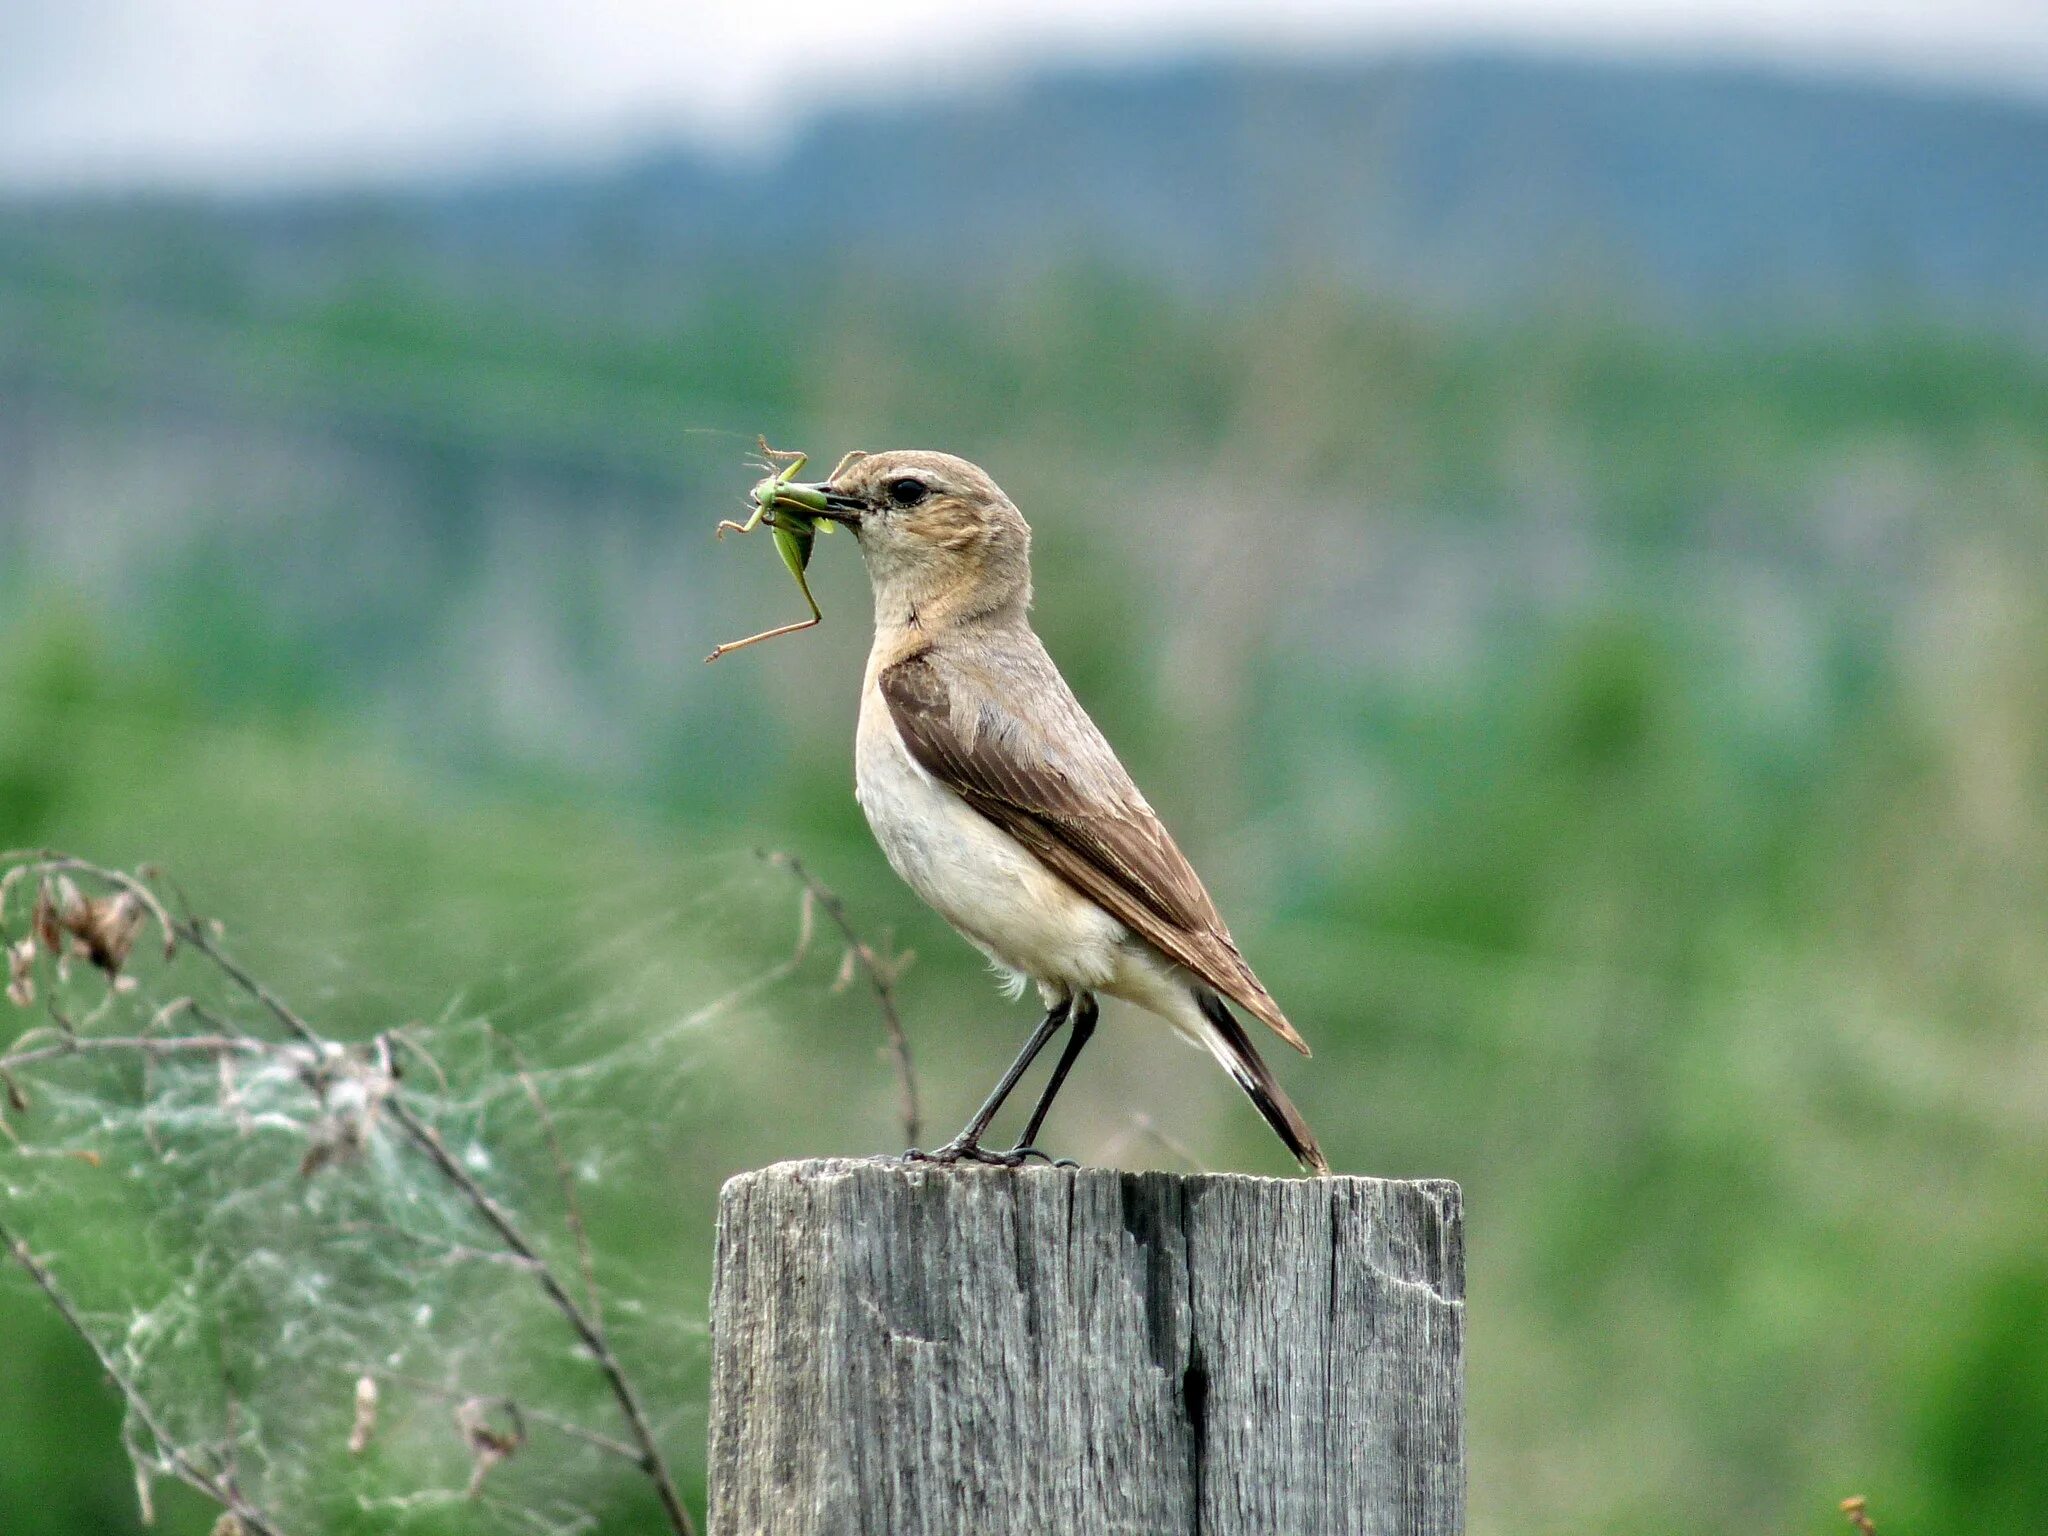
(3, 46, 2047, 1536)
(502, 54, 2048, 330)
(11, 55, 2048, 330)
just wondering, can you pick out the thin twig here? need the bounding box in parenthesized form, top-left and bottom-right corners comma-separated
(488, 1025, 604, 1330)
(181, 924, 696, 1536)
(3, 854, 699, 1536)
(759, 850, 921, 1146)
(170, 922, 324, 1049)
(318, 1220, 545, 1273)
(0, 1031, 271, 1075)
(0, 1215, 289, 1536)
(378, 1093, 695, 1536)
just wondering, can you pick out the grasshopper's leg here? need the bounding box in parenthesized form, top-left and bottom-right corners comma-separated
(704, 565, 824, 662)
(704, 610, 821, 662)
(715, 503, 769, 539)
(757, 437, 808, 475)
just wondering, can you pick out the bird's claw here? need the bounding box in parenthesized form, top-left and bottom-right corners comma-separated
(897, 1140, 1075, 1169)
(901, 1141, 1009, 1166)
(901, 1139, 1021, 1167)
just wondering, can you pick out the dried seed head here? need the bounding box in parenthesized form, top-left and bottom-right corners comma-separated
(31, 884, 62, 955)
(75, 892, 143, 975)
(455, 1397, 525, 1498)
(6, 939, 35, 1009)
(34, 878, 147, 980)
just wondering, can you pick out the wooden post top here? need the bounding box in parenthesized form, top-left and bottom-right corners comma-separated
(709, 1158, 1465, 1535)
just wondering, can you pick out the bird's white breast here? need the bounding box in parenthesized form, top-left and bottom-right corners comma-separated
(854, 684, 1126, 996)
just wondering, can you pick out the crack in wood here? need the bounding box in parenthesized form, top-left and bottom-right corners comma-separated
(708, 1159, 1464, 1536)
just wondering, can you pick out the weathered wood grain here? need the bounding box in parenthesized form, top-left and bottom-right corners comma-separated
(708, 1159, 1464, 1535)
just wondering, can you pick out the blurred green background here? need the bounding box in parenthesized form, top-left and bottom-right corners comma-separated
(4, 41, 2047, 1536)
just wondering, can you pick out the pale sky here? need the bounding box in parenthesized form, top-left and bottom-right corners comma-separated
(3, 0, 2046, 190)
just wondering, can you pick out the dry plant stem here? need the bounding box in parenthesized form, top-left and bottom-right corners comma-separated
(323, 1220, 545, 1274)
(0, 1032, 267, 1074)
(378, 1095, 695, 1536)
(171, 921, 326, 1051)
(0, 1214, 288, 1536)
(490, 1025, 604, 1329)
(179, 924, 697, 1536)
(759, 850, 921, 1147)
(3, 855, 697, 1536)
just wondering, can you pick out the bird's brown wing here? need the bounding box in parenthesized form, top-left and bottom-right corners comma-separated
(880, 652, 1309, 1055)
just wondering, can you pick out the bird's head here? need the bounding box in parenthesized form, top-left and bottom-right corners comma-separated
(802, 449, 1033, 629)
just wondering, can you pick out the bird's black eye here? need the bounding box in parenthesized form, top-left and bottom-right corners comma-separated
(886, 477, 929, 508)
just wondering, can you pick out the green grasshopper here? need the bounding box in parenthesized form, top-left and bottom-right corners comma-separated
(707, 438, 866, 662)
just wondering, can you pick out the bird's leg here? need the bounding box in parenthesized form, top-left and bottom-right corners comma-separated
(1008, 992, 1097, 1163)
(906, 998, 1071, 1167)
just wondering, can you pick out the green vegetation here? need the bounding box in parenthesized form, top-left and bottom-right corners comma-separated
(2, 233, 2045, 1534)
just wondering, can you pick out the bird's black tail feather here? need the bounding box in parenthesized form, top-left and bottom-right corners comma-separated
(1196, 989, 1330, 1175)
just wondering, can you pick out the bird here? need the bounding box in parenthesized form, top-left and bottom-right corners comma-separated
(792, 449, 1328, 1175)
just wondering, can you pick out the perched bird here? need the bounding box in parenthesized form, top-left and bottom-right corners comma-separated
(794, 450, 1328, 1175)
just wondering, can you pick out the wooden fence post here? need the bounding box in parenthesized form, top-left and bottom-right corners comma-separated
(707, 1158, 1464, 1535)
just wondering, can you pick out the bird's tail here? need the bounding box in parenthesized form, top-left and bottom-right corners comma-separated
(1196, 989, 1331, 1176)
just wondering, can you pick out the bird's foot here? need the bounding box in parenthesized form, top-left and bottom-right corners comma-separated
(897, 1139, 1077, 1169)
(901, 1138, 1028, 1168)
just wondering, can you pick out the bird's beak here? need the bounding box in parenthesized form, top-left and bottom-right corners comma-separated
(775, 482, 868, 527)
